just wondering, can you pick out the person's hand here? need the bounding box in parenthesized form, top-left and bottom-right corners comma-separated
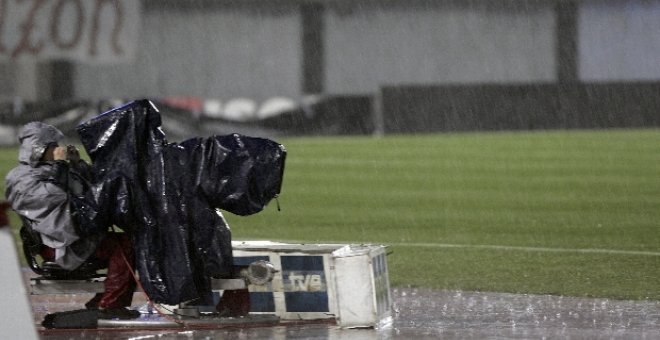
(52, 146, 68, 161)
(66, 145, 80, 162)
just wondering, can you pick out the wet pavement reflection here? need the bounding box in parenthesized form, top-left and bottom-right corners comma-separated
(389, 288, 660, 339)
(35, 287, 660, 339)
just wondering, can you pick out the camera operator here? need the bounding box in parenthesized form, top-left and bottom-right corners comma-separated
(4, 122, 138, 319)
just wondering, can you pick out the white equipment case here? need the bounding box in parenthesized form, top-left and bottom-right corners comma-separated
(232, 241, 392, 328)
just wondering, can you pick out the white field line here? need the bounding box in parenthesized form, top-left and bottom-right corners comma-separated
(388, 242, 660, 257)
(268, 239, 660, 257)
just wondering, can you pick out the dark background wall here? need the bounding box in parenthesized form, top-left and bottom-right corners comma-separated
(382, 83, 660, 133)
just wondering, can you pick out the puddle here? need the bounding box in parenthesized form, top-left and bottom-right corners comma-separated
(33, 287, 660, 339)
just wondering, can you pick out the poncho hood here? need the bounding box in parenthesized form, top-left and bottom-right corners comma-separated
(17, 122, 65, 166)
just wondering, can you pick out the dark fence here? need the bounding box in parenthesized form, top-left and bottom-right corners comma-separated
(258, 95, 373, 136)
(3, 84, 658, 145)
(381, 83, 660, 133)
(0, 95, 374, 146)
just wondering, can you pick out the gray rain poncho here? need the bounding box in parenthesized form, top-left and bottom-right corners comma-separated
(5, 122, 103, 270)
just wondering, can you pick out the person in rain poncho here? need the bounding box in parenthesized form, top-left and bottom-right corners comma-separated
(4, 122, 139, 319)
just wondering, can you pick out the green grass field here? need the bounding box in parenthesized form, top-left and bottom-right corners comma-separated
(2, 128, 659, 301)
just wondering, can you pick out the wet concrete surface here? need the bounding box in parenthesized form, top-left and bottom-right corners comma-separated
(32, 287, 660, 339)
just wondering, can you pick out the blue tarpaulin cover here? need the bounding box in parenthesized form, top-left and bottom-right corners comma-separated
(76, 100, 286, 304)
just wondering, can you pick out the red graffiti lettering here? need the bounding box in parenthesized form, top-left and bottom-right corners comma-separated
(1, 0, 131, 60)
(11, 0, 48, 58)
(50, 0, 84, 50)
(89, 0, 123, 56)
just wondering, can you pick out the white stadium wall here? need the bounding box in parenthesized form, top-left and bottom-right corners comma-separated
(324, 2, 557, 95)
(74, 4, 302, 102)
(3, 0, 660, 103)
(579, 0, 660, 81)
(75, 1, 560, 99)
